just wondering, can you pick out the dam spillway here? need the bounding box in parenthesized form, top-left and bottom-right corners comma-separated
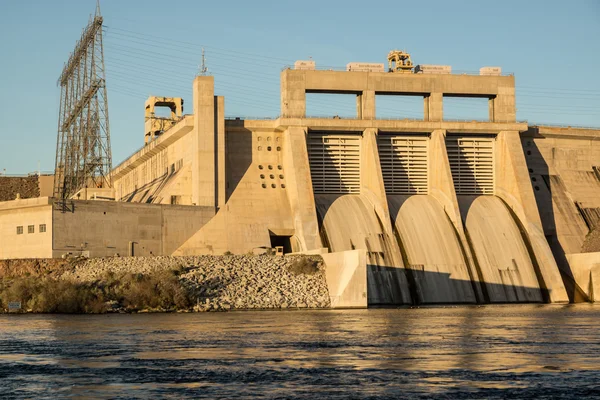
(458, 196, 544, 302)
(307, 127, 562, 305)
(315, 194, 412, 305)
(388, 195, 477, 304)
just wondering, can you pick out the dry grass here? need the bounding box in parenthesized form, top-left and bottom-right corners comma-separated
(0, 268, 192, 313)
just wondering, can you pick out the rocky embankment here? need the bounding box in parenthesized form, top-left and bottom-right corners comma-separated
(0, 255, 331, 313)
(0, 176, 39, 201)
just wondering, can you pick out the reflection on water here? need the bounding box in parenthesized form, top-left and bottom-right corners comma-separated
(1, 305, 599, 399)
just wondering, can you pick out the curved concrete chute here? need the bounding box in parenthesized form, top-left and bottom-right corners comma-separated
(315, 194, 412, 305)
(459, 196, 544, 303)
(388, 195, 477, 304)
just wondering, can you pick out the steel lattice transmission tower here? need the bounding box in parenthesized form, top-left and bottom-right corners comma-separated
(53, 2, 112, 199)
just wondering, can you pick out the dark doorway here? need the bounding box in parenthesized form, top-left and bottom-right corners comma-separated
(270, 235, 292, 254)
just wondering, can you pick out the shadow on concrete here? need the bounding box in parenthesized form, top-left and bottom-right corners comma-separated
(376, 132, 421, 195)
(225, 127, 253, 201)
(522, 130, 587, 302)
(122, 171, 175, 203)
(371, 266, 545, 305)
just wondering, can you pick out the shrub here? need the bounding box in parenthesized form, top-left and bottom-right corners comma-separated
(289, 256, 320, 276)
(117, 269, 192, 311)
(0, 277, 107, 313)
(0, 268, 193, 313)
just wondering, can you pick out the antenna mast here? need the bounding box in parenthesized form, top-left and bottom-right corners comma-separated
(199, 48, 208, 76)
(53, 1, 112, 200)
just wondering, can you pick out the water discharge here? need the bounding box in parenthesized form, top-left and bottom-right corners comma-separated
(1, 306, 599, 398)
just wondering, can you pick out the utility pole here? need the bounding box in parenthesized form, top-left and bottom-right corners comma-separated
(53, 1, 112, 200)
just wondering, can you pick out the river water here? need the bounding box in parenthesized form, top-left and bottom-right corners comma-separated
(0, 305, 599, 399)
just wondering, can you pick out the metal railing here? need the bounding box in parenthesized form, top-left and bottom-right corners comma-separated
(224, 115, 530, 123)
(529, 122, 600, 130)
(225, 116, 279, 121)
(0, 171, 54, 177)
(282, 65, 514, 76)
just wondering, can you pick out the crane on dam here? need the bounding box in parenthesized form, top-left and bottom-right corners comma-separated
(387, 50, 414, 73)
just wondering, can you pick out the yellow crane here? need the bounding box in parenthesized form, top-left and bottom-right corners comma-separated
(387, 50, 414, 73)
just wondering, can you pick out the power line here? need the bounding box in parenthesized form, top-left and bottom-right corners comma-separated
(103, 25, 294, 64)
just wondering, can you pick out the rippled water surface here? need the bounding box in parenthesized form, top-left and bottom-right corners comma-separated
(1, 305, 600, 399)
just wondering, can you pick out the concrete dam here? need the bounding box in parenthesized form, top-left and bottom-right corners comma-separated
(310, 130, 549, 305)
(1, 56, 599, 306)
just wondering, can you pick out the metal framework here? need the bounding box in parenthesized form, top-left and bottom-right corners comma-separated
(53, 2, 112, 199)
(308, 133, 361, 194)
(378, 135, 428, 194)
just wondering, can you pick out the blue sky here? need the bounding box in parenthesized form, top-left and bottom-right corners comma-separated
(0, 0, 599, 174)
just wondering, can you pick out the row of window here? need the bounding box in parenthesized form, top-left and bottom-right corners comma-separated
(16, 224, 46, 235)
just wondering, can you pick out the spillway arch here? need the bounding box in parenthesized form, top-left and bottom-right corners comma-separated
(458, 195, 544, 303)
(388, 195, 478, 304)
(314, 193, 412, 305)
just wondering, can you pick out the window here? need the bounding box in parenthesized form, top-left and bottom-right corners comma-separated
(39, 224, 47, 233)
(28, 225, 35, 234)
(16, 226, 23, 235)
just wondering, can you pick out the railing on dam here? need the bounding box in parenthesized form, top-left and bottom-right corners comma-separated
(529, 122, 600, 130)
(0, 171, 54, 177)
(282, 65, 514, 76)
(225, 115, 530, 124)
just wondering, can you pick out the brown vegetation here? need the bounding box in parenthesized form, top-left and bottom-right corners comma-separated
(0, 268, 193, 313)
(288, 255, 321, 276)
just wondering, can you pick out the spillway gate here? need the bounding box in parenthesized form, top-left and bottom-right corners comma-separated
(446, 136, 495, 195)
(378, 135, 428, 194)
(308, 133, 361, 194)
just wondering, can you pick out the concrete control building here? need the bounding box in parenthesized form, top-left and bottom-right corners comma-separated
(1, 61, 599, 305)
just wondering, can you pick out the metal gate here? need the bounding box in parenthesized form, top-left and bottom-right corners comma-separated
(446, 136, 494, 195)
(308, 133, 361, 194)
(378, 135, 428, 194)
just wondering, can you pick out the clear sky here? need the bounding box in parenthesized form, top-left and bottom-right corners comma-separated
(0, 0, 599, 174)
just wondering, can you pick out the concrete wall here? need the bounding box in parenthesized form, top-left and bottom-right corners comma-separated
(38, 175, 54, 197)
(0, 198, 53, 259)
(323, 249, 367, 308)
(52, 200, 213, 258)
(565, 252, 600, 302)
(494, 130, 568, 303)
(112, 116, 195, 204)
(281, 69, 515, 122)
(522, 126, 600, 300)
(173, 126, 297, 255)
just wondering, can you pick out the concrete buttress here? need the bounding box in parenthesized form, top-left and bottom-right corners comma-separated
(494, 131, 569, 303)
